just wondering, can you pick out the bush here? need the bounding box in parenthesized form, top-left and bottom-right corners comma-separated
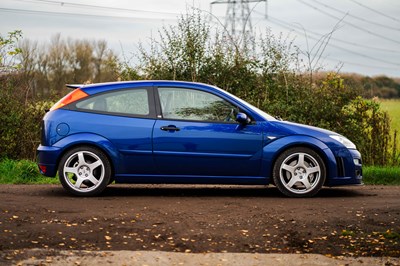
(0, 74, 54, 160)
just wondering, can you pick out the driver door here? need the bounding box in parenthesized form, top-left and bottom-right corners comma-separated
(152, 87, 263, 177)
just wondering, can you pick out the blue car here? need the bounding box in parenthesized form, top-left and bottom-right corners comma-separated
(37, 81, 362, 197)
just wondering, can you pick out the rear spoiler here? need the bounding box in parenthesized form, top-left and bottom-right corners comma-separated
(66, 84, 84, 89)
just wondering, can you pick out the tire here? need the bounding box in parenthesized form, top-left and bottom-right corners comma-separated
(58, 146, 111, 196)
(273, 147, 326, 198)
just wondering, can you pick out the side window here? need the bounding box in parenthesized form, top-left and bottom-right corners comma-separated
(76, 89, 150, 116)
(158, 87, 238, 122)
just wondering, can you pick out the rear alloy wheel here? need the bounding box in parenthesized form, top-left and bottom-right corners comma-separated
(273, 147, 326, 197)
(58, 146, 111, 196)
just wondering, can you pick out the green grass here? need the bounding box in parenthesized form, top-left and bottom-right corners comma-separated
(0, 159, 58, 184)
(380, 99, 400, 134)
(1, 159, 399, 186)
(363, 166, 400, 185)
(379, 99, 400, 166)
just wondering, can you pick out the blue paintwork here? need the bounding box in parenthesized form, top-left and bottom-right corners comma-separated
(153, 119, 263, 176)
(37, 80, 362, 187)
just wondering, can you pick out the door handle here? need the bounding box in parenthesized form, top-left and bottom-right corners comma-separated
(160, 125, 180, 131)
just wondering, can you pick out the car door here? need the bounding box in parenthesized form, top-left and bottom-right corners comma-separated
(152, 86, 264, 177)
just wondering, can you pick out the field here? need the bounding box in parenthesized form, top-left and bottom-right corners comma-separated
(380, 99, 400, 134)
(380, 99, 400, 164)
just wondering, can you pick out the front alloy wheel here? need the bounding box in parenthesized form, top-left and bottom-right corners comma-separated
(58, 146, 111, 196)
(273, 147, 326, 197)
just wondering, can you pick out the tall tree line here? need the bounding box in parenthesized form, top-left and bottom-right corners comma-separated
(18, 34, 119, 99)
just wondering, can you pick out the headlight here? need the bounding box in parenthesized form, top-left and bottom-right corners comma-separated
(329, 135, 356, 149)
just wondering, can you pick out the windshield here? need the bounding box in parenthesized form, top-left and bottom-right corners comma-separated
(215, 87, 277, 121)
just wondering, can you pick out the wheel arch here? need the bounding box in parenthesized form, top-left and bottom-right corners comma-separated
(53, 133, 119, 177)
(261, 135, 338, 184)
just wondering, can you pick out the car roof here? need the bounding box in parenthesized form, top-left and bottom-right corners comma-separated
(77, 80, 215, 89)
(73, 80, 224, 96)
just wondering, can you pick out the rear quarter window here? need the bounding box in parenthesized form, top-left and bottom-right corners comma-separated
(75, 89, 150, 116)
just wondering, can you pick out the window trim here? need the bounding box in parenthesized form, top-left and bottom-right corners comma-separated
(67, 86, 157, 119)
(155, 86, 253, 124)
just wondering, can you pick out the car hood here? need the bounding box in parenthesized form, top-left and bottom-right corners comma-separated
(265, 120, 340, 141)
(271, 120, 337, 135)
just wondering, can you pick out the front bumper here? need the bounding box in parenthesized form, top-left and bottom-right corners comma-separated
(327, 149, 363, 186)
(36, 145, 62, 177)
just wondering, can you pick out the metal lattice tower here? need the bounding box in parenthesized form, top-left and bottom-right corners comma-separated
(211, 0, 267, 41)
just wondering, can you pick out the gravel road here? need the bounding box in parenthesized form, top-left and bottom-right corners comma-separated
(0, 184, 399, 265)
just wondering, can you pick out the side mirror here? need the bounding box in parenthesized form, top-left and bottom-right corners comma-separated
(236, 112, 250, 124)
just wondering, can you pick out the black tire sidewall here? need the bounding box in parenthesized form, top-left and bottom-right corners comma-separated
(58, 146, 111, 196)
(273, 147, 326, 198)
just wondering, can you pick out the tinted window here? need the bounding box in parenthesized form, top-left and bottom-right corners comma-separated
(158, 87, 237, 122)
(76, 89, 149, 116)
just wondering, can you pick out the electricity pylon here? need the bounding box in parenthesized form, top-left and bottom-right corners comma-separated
(210, 0, 267, 47)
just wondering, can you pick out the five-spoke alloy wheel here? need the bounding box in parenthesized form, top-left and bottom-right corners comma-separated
(58, 146, 111, 196)
(273, 147, 326, 197)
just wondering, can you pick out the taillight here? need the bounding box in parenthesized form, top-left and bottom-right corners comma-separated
(50, 89, 89, 111)
(38, 164, 47, 174)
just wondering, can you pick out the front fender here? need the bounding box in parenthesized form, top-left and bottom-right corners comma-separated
(260, 135, 338, 181)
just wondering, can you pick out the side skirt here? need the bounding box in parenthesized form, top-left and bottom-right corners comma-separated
(114, 174, 269, 185)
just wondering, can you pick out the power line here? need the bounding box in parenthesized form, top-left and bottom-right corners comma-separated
(297, 0, 400, 45)
(263, 14, 399, 54)
(310, 0, 400, 31)
(263, 15, 400, 68)
(323, 58, 399, 71)
(3, 1, 399, 73)
(348, 0, 400, 23)
(253, 11, 397, 54)
(269, 22, 399, 70)
(0, 7, 178, 21)
(11, 0, 181, 17)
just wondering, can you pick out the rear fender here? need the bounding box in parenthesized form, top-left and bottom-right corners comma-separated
(53, 133, 120, 172)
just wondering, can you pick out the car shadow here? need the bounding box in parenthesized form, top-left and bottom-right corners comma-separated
(97, 184, 372, 198)
(43, 184, 373, 198)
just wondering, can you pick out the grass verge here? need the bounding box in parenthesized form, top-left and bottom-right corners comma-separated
(0, 159, 399, 185)
(0, 159, 58, 184)
(363, 166, 400, 185)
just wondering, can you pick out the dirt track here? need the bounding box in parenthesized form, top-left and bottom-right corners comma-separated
(0, 184, 399, 264)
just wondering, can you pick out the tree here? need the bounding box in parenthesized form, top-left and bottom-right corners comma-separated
(0, 30, 22, 73)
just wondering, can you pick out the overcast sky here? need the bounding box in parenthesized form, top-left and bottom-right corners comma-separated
(1, 0, 399, 77)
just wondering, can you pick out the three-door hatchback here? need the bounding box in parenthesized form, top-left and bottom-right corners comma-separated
(37, 81, 362, 197)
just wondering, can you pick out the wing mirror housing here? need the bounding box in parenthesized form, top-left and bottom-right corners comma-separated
(236, 112, 251, 125)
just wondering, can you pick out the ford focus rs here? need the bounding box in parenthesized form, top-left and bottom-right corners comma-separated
(37, 81, 362, 197)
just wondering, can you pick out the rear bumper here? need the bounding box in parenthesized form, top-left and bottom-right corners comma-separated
(36, 145, 62, 177)
(326, 149, 363, 186)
